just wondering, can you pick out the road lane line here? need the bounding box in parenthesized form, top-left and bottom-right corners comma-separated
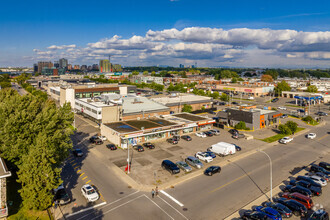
(66, 202, 107, 219)
(160, 190, 184, 207)
(79, 172, 85, 177)
(318, 134, 328, 141)
(91, 195, 146, 220)
(210, 171, 252, 193)
(82, 176, 88, 180)
(158, 196, 189, 220)
(86, 180, 91, 184)
(143, 195, 175, 220)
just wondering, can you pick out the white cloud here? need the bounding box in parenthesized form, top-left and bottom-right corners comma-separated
(47, 44, 76, 50)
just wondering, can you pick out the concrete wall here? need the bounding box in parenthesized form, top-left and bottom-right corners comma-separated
(101, 124, 121, 146)
(122, 110, 170, 120)
(102, 106, 121, 123)
(60, 88, 66, 107)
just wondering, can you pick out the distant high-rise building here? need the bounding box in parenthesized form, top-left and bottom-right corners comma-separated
(179, 64, 184, 68)
(74, 65, 80, 70)
(92, 64, 99, 71)
(87, 65, 92, 71)
(38, 61, 53, 73)
(99, 59, 111, 73)
(67, 64, 72, 70)
(33, 64, 38, 73)
(81, 65, 87, 71)
(59, 58, 68, 69)
(54, 61, 60, 69)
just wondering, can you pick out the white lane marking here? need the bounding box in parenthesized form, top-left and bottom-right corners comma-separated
(158, 196, 189, 220)
(160, 190, 184, 207)
(75, 190, 140, 220)
(144, 194, 175, 220)
(91, 195, 145, 220)
(66, 202, 106, 218)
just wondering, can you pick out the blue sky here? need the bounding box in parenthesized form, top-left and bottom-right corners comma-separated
(1, 0, 330, 68)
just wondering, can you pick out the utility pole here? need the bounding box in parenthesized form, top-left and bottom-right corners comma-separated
(258, 149, 273, 202)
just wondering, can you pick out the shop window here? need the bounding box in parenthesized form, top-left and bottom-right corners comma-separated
(183, 128, 193, 133)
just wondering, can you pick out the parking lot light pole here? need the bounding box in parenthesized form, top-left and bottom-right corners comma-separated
(127, 145, 130, 174)
(257, 149, 272, 202)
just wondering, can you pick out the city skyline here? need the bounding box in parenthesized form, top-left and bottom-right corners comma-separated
(1, 0, 330, 68)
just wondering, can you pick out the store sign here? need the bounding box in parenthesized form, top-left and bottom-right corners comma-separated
(244, 89, 252, 92)
(208, 120, 216, 123)
(186, 123, 197, 128)
(272, 113, 282, 118)
(198, 121, 207, 125)
(124, 132, 143, 138)
(171, 125, 184, 129)
(223, 87, 235, 91)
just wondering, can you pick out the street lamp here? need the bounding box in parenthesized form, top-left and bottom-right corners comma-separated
(257, 149, 273, 202)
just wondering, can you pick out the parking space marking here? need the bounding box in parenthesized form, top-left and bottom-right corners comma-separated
(86, 180, 91, 184)
(82, 176, 88, 180)
(99, 193, 106, 202)
(160, 190, 184, 207)
(77, 170, 81, 173)
(74, 166, 79, 170)
(79, 172, 85, 177)
(72, 163, 77, 166)
(318, 134, 328, 141)
(66, 202, 107, 219)
(158, 195, 189, 220)
(210, 171, 252, 193)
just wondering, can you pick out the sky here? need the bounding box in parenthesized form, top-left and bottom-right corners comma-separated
(1, 0, 330, 68)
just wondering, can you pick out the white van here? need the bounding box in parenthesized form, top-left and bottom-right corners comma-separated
(207, 142, 236, 156)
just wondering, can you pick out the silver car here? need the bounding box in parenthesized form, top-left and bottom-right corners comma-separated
(176, 161, 192, 172)
(185, 156, 203, 169)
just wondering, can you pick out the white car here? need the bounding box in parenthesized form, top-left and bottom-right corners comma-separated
(98, 135, 107, 141)
(195, 152, 213, 163)
(306, 133, 316, 139)
(304, 175, 327, 186)
(81, 184, 99, 202)
(278, 106, 287, 110)
(195, 132, 206, 138)
(279, 137, 293, 144)
(248, 97, 254, 100)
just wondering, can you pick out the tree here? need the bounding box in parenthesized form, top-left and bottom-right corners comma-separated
(151, 71, 156, 76)
(231, 77, 238, 83)
(132, 71, 139, 76)
(0, 74, 11, 89)
(220, 93, 229, 102)
(143, 71, 149, 76)
(278, 124, 292, 135)
(244, 72, 253, 77)
(264, 69, 279, 80)
(275, 80, 291, 96)
(182, 104, 192, 113)
(306, 85, 318, 93)
(210, 91, 220, 99)
(234, 121, 249, 130)
(261, 74, 273, 82)
(285, 121, 298, 133)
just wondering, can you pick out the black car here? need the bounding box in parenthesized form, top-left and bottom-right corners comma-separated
(54, 188, 71, 205)
(204, 166, 221, 176)
(208, 110, 216, 114)
(181, 135, 192, 141)
(261, 201, 292, 218)
(73, 149, 83, 157)
(275, 198, 308, 217)
(229, 129, 239, 135)
(204, 131, 214, 137)
(90, 137, 103, 145)
(271, 98, 279, 103)
(133, 145, 144, 152)
(218, 102, 226, 105)
(232, 133, 245, 139)
(319, 162, 330, 171)
(161, 160, 180, 174)
(167, 138, 178, 144)
(290, 180, 322, 196)
(296, 176, 322, 188)
(281, 114, 288, 118)
(172, 135, 180, 141)
(308, 209, 329, 220)
(283, 185, 313, 197)
(232, 101, 238, 105)
(316, 112, 328, 116)
(106, 144, 117, 150)
(232, 144, 242, 151)
(143, 142, 155, 149)
(242, 210, 267, 220)
(310, 164, 330, 175)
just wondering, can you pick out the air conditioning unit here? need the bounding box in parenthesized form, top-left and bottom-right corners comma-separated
(137, 117, 140, 120)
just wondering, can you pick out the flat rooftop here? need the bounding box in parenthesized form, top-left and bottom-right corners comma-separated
(151, 93, 212, 106)
(122, 96, 169, 115)
(173, 113, 209, 122)
(76, 98, 116, 108)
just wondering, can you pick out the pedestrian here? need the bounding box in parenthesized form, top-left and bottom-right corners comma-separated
(151, 189, 155, 198)
(155, 186, 159, 196)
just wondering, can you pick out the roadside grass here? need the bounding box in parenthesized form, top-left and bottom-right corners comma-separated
(232, 98, 254, 101)
(303, 120, 319, 126)
(261, 127, 305, 143)
(285, 104, 302, 108)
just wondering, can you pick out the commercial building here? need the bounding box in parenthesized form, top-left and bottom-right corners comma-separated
(37, 61, 53, 73)
(131, 75, 164, 85)
(59, 58, 68, 69)
(151, 93, 213, 113)
(281, 91, 330, 103)
(217, 107, 281, 130)
(101, 113, 215, 148)
(213, 84, 274, 96)
(100, 59, 111, 73)
(0, 157, 11, 218)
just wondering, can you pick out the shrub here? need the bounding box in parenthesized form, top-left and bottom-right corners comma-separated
(302, 116, 314, 122)
(234, 121, 249, 130)
(285, 121, 298, 133)
(278, 124, 292, 135)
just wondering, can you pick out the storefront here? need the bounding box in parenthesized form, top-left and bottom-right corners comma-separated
(197, 120, 216, 131)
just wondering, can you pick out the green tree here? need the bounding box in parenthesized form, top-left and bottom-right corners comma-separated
(285, 121, 298, 133)
(231, 77, 238, 83)
(261, 74, 273, 82)
(182, 104, 192, 113)
(306, 85, 318, 93)
(220, 93, 229, 102)
(275, 80, 291, 96)
(234, 121, 248, 130)
(132, 71, 139, 76)
(143, 71, 149, 76)
(210, 91, 220, 99)
(151, 71, 156, 76)
(264, 69, 279, 80)
(278, 124, 292, 135)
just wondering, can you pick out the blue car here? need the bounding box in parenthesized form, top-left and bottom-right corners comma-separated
(205, 151, 216, 158)
(254, 206, 282, 220)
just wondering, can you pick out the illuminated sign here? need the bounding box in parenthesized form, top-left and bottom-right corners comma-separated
(244, 89, 252, 92)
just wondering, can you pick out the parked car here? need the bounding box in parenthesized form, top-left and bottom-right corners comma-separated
(304, 174, 327, 186)
(281, 192, 314, 209)
(175, 161, 192, 172)
(242, 210, 268, 220)
(310, 164, 330, 175)
(167, 138, 178, 144)
(279, 137, 293, 144)
(143, 142, 155, 149)
(106, 144, 117, 150)
(133, 145, 144, 152)
(232, 133, 245, 139)
(204, 131, 214, 137)
(98, 135, 107, 141)
(90, 137, 103, 145)
(232, 144, 242, 151)
(204, 166, 221, 176)
(232, 101, 238, 105)
(290, 180, 322, 196)
(218, 102, 226, 105)
(308, 209, 329, 220)
(208, 110, 216, 115)
(195, 152, 213, 163)
(306, 172, 329, 182)
(209, 129, 220, 135)
(319, 162, 330, 171)
(195, 132, 206, 138)
(261, 202, 292, 218)
(172, 135, 180, 141)
(306, 133, 317, 139)
(73, 149, 83, 157)
(271, 98, 279, 103)
(278, 106, 287, 110)
(296, 176, 322, 188)
(280, 114, 288, 118)
(181, 135, 192, 141)
(316, 112, 328, 116)
(81, 184, 99, 202)
(162, 160, 180, 174)
(282, 185, 313, 197)
(274, 198, 308, 217)
(228, 129, 239, 135)
(248, 96, 255, 100)
(205, 151, 216, 158)
(253, 206, 282, 220)
(185, 156, 203, 169)
(53, 184, 71, 205)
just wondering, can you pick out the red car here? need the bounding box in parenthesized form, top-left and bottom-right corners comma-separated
(281, 192, 313, 209)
